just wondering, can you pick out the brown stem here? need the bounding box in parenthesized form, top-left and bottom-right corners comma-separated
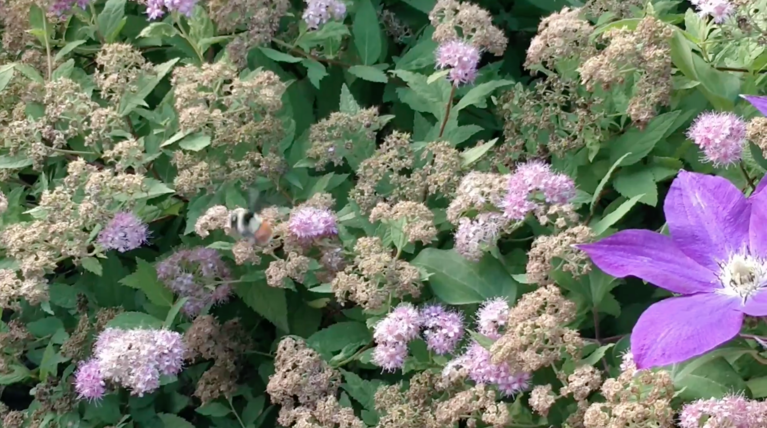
(124, 116, 138, 139)
(740, 161, 756, 192)
(593, 307, 609, 372)
(438, 86, 457, 139)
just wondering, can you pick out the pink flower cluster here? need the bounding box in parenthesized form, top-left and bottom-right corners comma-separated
(97, 212, 149, 253)
(442, 298, 530, 397)
(455, 213, 506, 262)
(679, 394, 767, 428)
(687, 111, 746, 166)
(145, 0, 197, 20)
(288, 207, 338, 241)
(501, 161, 576, 220)
(302, 0, 347, 30)
(49, 0, 89, 15)
(436, 40, 481, 86)
(372, 303, 464, 371)
(74, 328, 185, 400)
(691, 0, 734, 23)
(156, 247, 232, 317)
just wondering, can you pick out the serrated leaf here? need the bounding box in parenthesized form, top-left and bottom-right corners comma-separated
(307, 322, 371, 358)
(583, 344, 614, 366)
(97, 0, 126, 43)
(138, 22, 177, 39)
(427, 69, 450, 84)
(118, 58, 179, 116)
(14, 63, 43, 83)
(236, 281, 289, 332)
(591, 194, 645, 236)
(353, 0, 382, 65)
(195, 402, 231, 417)
(81, 257, 103, 276)
(178, 133, 211, 151)
(106, 311, 164, 329)
(54, 40, 87, 61)
(348, 65, 388, 83)
(340, 369, 382, 411)
(0, 154, 32, 169)
(339, 84, 361, 114)
(591, 152, 631, 210)
(0, 64, 14, 93)
(158, 413, 194, 428)
(0, 364, 31, 385)
(160, 130, 191, 148)
(614, 168, 658, 206)
(609, 111, 682, 166)
(259, 47, 302, 63)
(460, 138, 497, 167)
(411, 249, 517, 305)
(301, 59, 327, 88)
(164, 297, 188, 328)
(396, 37, 438, 71)
(454, 80, 514, 111)
(391, 69, 452, 118)
(119, 258, 174, 307)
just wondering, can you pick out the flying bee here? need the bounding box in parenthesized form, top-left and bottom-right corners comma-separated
(229, 189, 273, 245)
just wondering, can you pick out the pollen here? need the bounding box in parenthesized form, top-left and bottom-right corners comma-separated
(718, 254, 767, 302)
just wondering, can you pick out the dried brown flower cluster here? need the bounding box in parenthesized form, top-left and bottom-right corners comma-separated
(429, 0, 508, 55)
(171, 62, 287, 196)
(446, 171, 507, 224)
(375, 371, 509, 428)
(0, 320, 31, 374)
(369, 201, 438, 245)
(497, 76, 608, 159)
(307, 107, 382, 170)
(582, 353, 675, 428)
(525, 8, 595, 70)
(266, 337, 364, 428)
(94, 43, 151, 103)
(0, 158, 146, 306)
(529, 364, 603, 424)
(491, 285, 583, 372)
(61, 307, 123, 362)
(266, 252, 312, 288)
(379, 10, 413, 43)
(579, 16, 673, 126)
(526, 225, 594, 285)
(0, 0, 37, 53)
(185, 315, 250, 403)
(103, 138, 148, 173)
(748, 116, 767, 157)
(584, 0, 646, 19)
(208, 0, 290, 67)
(331, 237, 422, 311)
(352, 133, 462, 213)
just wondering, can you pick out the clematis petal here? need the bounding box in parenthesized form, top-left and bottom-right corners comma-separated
(749, 188, 767, 259)
(742, 290, 767, 316)
(631, 293, 743, 369)
(664, 170, 749, 271)
(578, 229, 717, 295)
(742, 95, 767, 117)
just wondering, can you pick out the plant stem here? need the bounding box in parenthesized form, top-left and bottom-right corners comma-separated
(333, 343, 373, 367)
(173, 14, 205, 65)
(592, 307, 609, 372)
(52, 148, 98, 156)
(41, 19, 52, 80)
(740, 161, 756, 191)
(228, 398, 247, 428)
(438, 86, 457, 139)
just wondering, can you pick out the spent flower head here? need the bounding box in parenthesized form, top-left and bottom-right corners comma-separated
(156, 247, 232, 317)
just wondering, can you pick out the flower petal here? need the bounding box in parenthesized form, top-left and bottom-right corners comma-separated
(631, 293, 743, 369)
(750, 188, 767, 259)
(742, 291, 767, 317)
(664, 170, 749, 271)
(578, 229, 717, 294)
(742, 95, 767, 117)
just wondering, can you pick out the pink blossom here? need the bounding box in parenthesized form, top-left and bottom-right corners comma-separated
(454, 213, 507, 261)
(302, 0, 346, 30)
(436, 40, 480, 86)
(695, 0, 734, 23)
(451, 342, 531, 396)
(97, 212, 149, 253)
(687, 111, 746, 166)
(501, 161, 576, 220)
(476, 298, 509, 340)
(419, 304, 464, 355)
(288, 207, 338, 240)
(156, 247, 231, 317)
(679, 394, 767, 428)
(372, 342, 408, 372)
(74, 359, 106, 401)
(373, 303, 421, 344)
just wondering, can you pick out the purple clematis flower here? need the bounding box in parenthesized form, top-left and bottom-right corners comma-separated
(742, 94, 767, 116)
(578, 170, 767, 369)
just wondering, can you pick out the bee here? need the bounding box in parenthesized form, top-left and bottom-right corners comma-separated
(229, 189, 273, 245)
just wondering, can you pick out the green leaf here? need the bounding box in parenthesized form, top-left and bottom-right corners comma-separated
(673, 356, 749, 401)
(0, 64, 14, 93)
(242, 396, 266, 426)
(138, 22, 178, 39)
(97, 0, 126, 43)
(0, 364, 31, 385)
(591, 152, 630, 210)
(27, 317, 64, 337)
(348, 65, 388, 83)
(106, 311, 164, 329)
(591, 194, 645, 236)
(0, 154, 32, 170)
(164, 297, 188, 328)
(613, 168, 658, 206)
(259, 47, 302, 63)
(400, 0, 435, 13)
(196, 402, 231, 417)
(454, 80, 514, 111)
(460, 138, 497, 167)
(609, 111, 682, 166)
(748, 376, 767, 398)
(340, 369, 382, 411)
(391, 69, 452, 118)
(412, 249, 517, 305)
(158, 413, 194, 428)
(396, 37, 438, 71)
(583, 344, 614, 366)
(588, 268, 618, 308)
(339, 84, 361, 114)
(119, 258, 174, 307)
(14, 63, 43, 83)
(81, 257, 103, 276)
(353, 0, 382, 65)
(52, 59, 75, 80)
(236, 281, 289, 332)
(118, 58, 179, 116)
(301, 59, 327, 89)
(307, 322, 372, 357)
(54, 40, 87, 61)
(178, 133, 211, 151)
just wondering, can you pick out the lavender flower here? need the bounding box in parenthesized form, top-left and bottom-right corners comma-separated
(453, 342, 531, 397)
(288, 206, 338, 240)
(81, 328, 185, 397)
(373, 303, 421, 344)
(578, 170, 767, 369)
(74, 359, 106, 401)
(476, 298, 509, 340)
(436, 39, 480, 86)
(743, 94, 767, 116)
(372, 342, 408, 372)
(49, 0, 89, 15)
(692, 0, 734, 23)
(679, 394, 767, 428)
(419, 304, 464, 355)
(455, 213, 507, 261)
(146, 0, 165, 19)
(97, 212, 149, 253)
(144, 0, 196, 20)
(156, 247, 231, 317)
(302, 0, 347, 30)
(686, 111, 746, 166)
(501, 161, 576, 220)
